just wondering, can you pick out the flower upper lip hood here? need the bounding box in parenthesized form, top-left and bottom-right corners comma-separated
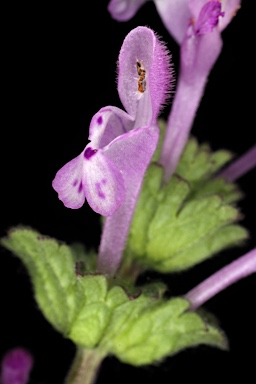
(52, 26, 172, 217)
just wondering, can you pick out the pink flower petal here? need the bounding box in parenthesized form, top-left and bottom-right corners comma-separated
(118, 26, 173, 122)
(189, 0, 240, 32)
(194, 1, 224, 35)
(53, 147, 126, 216)
(154, 0, 192, 44)
(82, 149, 125, 216)
(52, 154, 85, 209)
(98, 124, 159, 273)
(161, 18, 223, 181)
(52, 27, 173, 226)
(189, 0, 209, 19)
(89, 106, 134, 148)
(108, 0, 149, 21)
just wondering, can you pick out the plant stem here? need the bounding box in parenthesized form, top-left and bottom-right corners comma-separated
(117, 254, 143, 284)
(65, 348, 106, 384)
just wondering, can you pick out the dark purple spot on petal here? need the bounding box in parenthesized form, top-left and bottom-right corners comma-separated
(84, 147, 97, 159)
(96, 182, 105, 199)
(73, 179, 78, 187)
(97, 116, 103, 125)
(78, 182, 83, 193)
(102, 179, 107, 185)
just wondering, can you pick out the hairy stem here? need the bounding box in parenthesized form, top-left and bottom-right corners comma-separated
(65, 348, 106, 384)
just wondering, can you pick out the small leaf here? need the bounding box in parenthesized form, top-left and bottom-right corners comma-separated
(106, 286, 130, 308)
(1, 228, 80, 334)
(126, 164, 165, 259)
(176, 137, 233, 185)
(190, 177, 242, 204)
(157, 224, 248, 272)
(101, 297, 227, 365)
(69, 302, 111, 348)
(152, 118, 167, 162)
(125, 137, 246, 273)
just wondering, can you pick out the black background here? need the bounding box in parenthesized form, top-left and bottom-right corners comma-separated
(1, 1, 255, 383)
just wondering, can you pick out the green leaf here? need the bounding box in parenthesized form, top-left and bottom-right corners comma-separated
(126, 164, 165, 259)
(106, 286, 131, 309)
(1, 228, 228, 366)
(101, 297, 227, 365)
(176, 137, 233, 185)
(1, 228, 115, 348)
(124, 136, 247, 273)
(147, 195, 240, 265)
(190, 178, 242, 204)
(152, 118, 167, 162)
(155, 126, 240, 203)
(175, 136, 241, 203)
(1, 228, 80, 334)
(69, 302, 110, 347)
(157, 224, 248, 272)
(68, 275, 110, 347)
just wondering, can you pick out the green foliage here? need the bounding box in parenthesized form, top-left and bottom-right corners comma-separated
(1, 228, 227, 365)
(1, 120, 249, 369)
(2, 228, 79, 334)
(125, 135, 247, 273)
(175, 137, 242, 203)
(101, 296, 227, 365)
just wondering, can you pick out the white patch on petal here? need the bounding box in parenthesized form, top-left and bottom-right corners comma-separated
(52, 154, 85, 209)
(82, 150, 125, 216)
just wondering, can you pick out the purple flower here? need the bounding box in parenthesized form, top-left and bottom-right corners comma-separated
(153, 0, 240, 44)
(1, 348, 33, 384)
(52, 27, 173, 274)
(97, 27, 172, 274)
(53, 27, 172, 217)
(108, 0, 241, 43)
(108, 1, 241, 181)
(159, 1, 241, 181)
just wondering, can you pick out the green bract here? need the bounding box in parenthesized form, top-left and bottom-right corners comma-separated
(1, 228, 227, 365)
(124, 129, 247, 273)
